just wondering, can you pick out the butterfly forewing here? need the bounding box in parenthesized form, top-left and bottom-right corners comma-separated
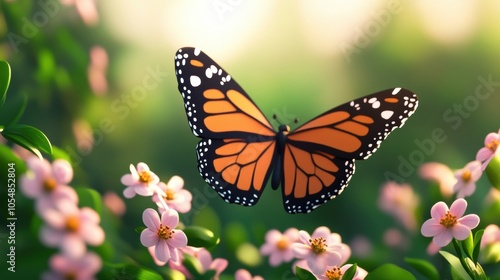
(288, 88, 418, 160)
(174, 48, 275, 139)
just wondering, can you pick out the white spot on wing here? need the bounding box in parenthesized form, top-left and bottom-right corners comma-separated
(392, 87, 402, 95)
(190, 76, 201, 87)
(381, 110, 394, 119)
(194, 48, 201, 56)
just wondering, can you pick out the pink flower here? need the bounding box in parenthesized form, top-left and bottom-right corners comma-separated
(170, 247, 228, 279)
(88, 46, 108, 95)
(476, 128, 500, 170)
(378, 182, 420, 231)
(291, 227, 344, 274)
(315, 264, 368, 280)
(453, 161, 482, 198)
(480, 224, 500, 248)
(42, 252, 102, 280)
(121, 162, 160, 198)
(39, 198, 105, 258)
(103, 192, 126, 217)
(419, 162, 456, 197)
(140, 208, 187, 263)
(234, 269, 264, 280)
(61, 0, 99, 26)
(153, 176, 192, 213)
(421, 199, 480, 247)
(260, 228, 299, 266)
(20, 157, 77, 206)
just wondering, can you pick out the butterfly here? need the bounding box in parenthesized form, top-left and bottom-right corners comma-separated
(174, 47, 418, 214)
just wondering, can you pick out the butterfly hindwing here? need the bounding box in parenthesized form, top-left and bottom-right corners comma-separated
(196, 138, 277, 206)
(287, 88, 418, 160)
(174, 47, 275, 139)
(281, 144, 355, 213)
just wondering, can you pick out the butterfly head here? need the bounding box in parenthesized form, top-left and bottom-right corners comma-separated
(278, 124, 291, 135)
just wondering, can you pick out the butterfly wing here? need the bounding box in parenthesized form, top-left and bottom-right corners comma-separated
(282, 88, 418, 213)
(174, 47, 275, 139)
(174, 47, 277, 206)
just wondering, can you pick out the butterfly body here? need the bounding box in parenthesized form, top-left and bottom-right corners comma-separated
(174, 47, 418, 214)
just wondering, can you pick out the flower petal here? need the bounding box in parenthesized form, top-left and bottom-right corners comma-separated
(430, 202, 448, 220)
(312, 226, 331, 239)
(52, 159, 73, 184)
(142, 208, 160, 230)
(141, 229, 159, 247)
(155, 240, 171, 262)
(168, 230, 188, 248)
(421, 219, 444, 237)
(291, 243, 311, 258)
(298, 230, 311, 244)
(449, 198, 467, 218)
(458, 214, 480, 229)
(451, 223, 472, 240)
(161, 209, 179, 228)
(433, 230, 453, 247)
(167, 175, 184, 191)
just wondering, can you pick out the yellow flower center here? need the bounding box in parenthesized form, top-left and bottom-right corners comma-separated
(487, 139, 499, 151)
(43, 178, 57, 192)
(139, 171, 153, 183)
(325, 266, 342, 280)
(165, 188, 175, 201)
(310, 236, 327, 254)
(276, 237, 289, 251)
(461, 170, 471, 182)
(65, 215, 80, 232)
(157, 224, 174, 240)
(439, 211, 458, 228)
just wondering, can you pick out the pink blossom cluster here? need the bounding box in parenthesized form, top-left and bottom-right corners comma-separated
(20, 157, 104, 279)
(121, 162, 263, 279)
(259, 226, 367, 280)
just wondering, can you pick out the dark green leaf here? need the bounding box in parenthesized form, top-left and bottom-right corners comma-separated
(98, 263, 164, 280)
(184, 226, 220, 249)
(405, 258, 440, 280)
(462, 233, 474, 260)
(439, 250, 473, 280)
(0, 60, 11, 107)
(135, 226, 147, 233)
(0, 94, 27, 127)
(295, 266, 317, 280)
(485, 156, 500, 190)
(75, 187, 103, 215)
(343, 263, 358, 280)
(2, 131, 42, 159)
(472, 229, 485, 262)
(365, 264, 416, 280)
(2, 124, 52, 157)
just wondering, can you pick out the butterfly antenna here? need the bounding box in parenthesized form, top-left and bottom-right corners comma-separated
(273, 114, 284, 125)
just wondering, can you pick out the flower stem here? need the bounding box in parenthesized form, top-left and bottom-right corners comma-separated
(452, 239, 476, 280)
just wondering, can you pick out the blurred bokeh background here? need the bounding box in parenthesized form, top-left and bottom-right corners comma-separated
(1, 0, 500, 278)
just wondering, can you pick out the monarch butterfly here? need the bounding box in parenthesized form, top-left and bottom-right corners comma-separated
(174, 47, 418, 214)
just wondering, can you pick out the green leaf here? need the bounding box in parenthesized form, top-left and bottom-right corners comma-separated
(343, 263, 358, 280)
(472, 229, 485, 262)
(295, 266, 317, 280)
(365, 264, 416, 280)
(0, 94, 27, 127)
(182, 254, 203, 278)
(75, 187, 103, 214)
(135, 226, 147, 233)
(439, 250, 473, 280)
(51, 146, 72, 162)
(99, 263, 164, 280)
(485, 156, 500, 190)
(2, 124, 52, 158)
(0, 60, 11, 107)
(183, 226, 220, 249)
(405, 258, 440, 280)
(462, 233, 474, 260)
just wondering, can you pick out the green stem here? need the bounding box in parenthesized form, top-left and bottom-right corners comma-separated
(452, 239, 476, 280)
